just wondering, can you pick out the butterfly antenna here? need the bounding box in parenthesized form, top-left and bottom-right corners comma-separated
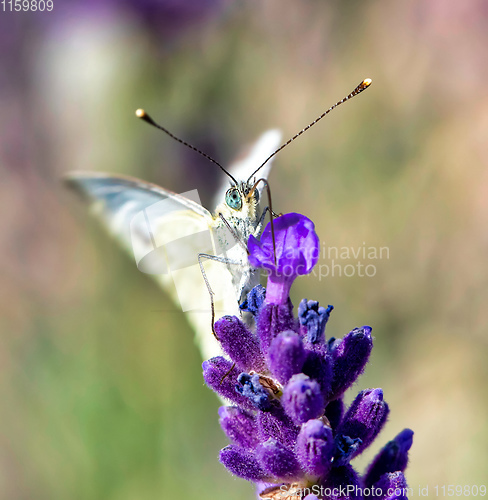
(248, 179, 277, 266)
(220, 362, 236, 385)
(136, 109, 239, 185)
(246, 78, 372, 182)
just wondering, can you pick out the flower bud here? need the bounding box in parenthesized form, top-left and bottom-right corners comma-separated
(215, 315, 265, 372)
(256, 301, 298, 353)
(363, 429, 414, 488)
(220, 445, 266, 482)
(218, 406, 259, 451)
(329, 326, 373, 400)
(268, 330, 306, 384)
(257, 401, 299, 449)
(256, 439, 300, 480)
(282, 374, 325, 425)
(296, 419, 334, 476)
(337, 388, 389, 458)
(202, 357, 254, 411)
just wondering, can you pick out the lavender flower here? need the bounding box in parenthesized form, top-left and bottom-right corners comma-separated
(248, 213, 319, 305)
(203, 213, 413, 499)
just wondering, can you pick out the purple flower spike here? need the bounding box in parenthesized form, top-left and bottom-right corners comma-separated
(374, 471, 409, 500)
(202, 357, 255, 411)
(282, 374, 325, 425)
(296, 419, 334, 477)
(299, 299, 334, 344)
(329, 326, 373, 400)
(218, 407, 259, 451)
(256, 439, 301, 480)
(239, 284, 266, 316)
(220, 445, 267, 482)
(203, 212, 413, 494)
(363, 429, 414, 488)
(236, 373, 272, 411)
(214, 316, 265, 372)
(337, 388, 389, 458)
(268, 330, 306, 384)
(248, 213, 319, 305)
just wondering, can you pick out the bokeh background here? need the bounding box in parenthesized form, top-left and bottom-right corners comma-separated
(1, 1, 487, 499)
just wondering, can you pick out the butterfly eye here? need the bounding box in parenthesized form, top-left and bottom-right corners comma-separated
(225, 188, 243, 211)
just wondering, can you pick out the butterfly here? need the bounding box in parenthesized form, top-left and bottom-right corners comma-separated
(66, 125, 282, 360)
(66, 79, 372, 361)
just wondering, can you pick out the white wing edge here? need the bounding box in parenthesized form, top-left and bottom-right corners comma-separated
(66, 170, 212, 219)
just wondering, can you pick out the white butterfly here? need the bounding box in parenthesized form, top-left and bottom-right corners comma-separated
(66, 127, 282, 360)
(66, 79, 372, 361)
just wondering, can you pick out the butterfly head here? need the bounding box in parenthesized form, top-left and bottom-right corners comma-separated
(214, 181, 262, 232)
(224, 181, 260, 212)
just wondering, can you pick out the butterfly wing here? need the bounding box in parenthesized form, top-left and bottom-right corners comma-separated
(65, 172, 211, 242)
(65, 172, 242, 359)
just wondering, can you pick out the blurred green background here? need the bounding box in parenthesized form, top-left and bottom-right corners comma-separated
(1, 1, 487, 499)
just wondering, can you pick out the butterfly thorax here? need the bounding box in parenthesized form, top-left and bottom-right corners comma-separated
(210, 182, 264, 301)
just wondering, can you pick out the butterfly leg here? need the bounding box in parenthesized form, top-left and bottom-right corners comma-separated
(198, 252, 243, 339)
(256, 206, 269, 234)
(217, 212, 248, 254)
(256, 205, 280, 235)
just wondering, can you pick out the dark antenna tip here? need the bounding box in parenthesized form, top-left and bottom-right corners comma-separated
(135, 108, 238, 185)
(246, 78, 373, 182)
